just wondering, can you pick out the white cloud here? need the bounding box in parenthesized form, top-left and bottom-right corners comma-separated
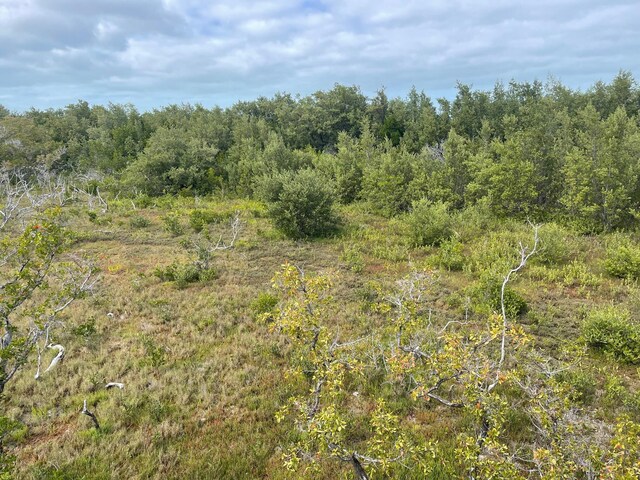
(0, 0, 638, 110)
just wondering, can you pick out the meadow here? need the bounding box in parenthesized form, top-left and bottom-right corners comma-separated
(2, 193, 639, 479)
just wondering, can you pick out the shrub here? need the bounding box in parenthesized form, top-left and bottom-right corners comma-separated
(604, 235, 640, 280)
(129, 215, 150, 229)
(250, 292, 279, 321)
(452, 200, 498, 242)
(154, 262, 216, 289)
(536, 222, 573, 265)
(434, 237, 465, 271)
(361, 147, 415, 216)
(556, 370, 597, 404)
(465, 229, 526, 274)
(162, 213, 185, 236)
(71, 318, 97, 339)
(189, 209, 233, 233)
(341, 243, 365, 272)
(405, 200, 454, 247)
(473, 274, 528, 318)
(561, 260, 602, 288)
(582, 306, 640, 364)
(141, 336, 167, 367)
(257, 169, 339, 239)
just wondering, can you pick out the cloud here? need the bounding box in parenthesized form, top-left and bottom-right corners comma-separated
(0, 0, 638, 110)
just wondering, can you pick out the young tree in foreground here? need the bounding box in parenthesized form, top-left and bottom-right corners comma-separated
(267, 264, 432, 479)
(269, 225, 640, 479)
(0, 179, 97, 475)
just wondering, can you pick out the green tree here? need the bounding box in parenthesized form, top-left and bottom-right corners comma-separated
(314, 126, 375, 204)
(467, 128, 539, 217)
(361, 144, 415, 216)
(0, 205, 96, 473)
(561, 105, 640, 231)
(87, 103, 148, 173)
(123, 125, 219, 195)
(258, 169, 339, 239)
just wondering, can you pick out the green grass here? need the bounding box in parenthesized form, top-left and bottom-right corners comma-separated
(3, 196, 640, 479)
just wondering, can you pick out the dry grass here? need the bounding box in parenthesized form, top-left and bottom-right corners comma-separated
(3, 197, 639, 479)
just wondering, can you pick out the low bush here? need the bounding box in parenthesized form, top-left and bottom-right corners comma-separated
(434, 237, 465, 271)
(154, 262, 217, 289)
(472, 274, 528, 318)
(162, 212, 185, 236)
(341, 243, 365, 272)
(556, 370, 597, 404)
(129, 215, 150, 228)
(257, 169, 339, 239)
(189, 209, 234, 233)
(604, 235, 640, 280)
(582, 306, 640, 364)
(250, 292, 279, 321)
(405, 200, 453, 247)
(536, 222, 574, 265)
(452, 199, 500, 242)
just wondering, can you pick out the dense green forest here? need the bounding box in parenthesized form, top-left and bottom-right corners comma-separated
(1, 71, 639, 231)
(1, 72, 640, 479)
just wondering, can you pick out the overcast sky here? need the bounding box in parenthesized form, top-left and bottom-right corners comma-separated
(0, 0, 638, 111)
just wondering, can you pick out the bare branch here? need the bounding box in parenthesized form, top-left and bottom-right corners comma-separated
(490, 222, 539, 393)
(81, 399, 100, 430)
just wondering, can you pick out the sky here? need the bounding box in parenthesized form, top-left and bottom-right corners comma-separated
(0, 0, 638, 111)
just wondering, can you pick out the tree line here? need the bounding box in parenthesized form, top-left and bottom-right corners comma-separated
(1, 71, 639, 232)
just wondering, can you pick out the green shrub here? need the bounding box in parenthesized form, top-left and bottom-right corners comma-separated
(162, 212, 185, 236)
(473, 275, 528, 318)
(604, 235, 640, 280)
(561, 260, 602, 288)
(465, 229, 528, 274)
(341, 244, 365, 272)
(141, 336, 167, 367)
(154, 262, 216, 289)
(582, 306, 640, 364)
(405, 200, 453, 247)
(556, 370, 597, 404)
(452, 200, 499, 242)
(189, 209, 233, 233)
(536, 222, 573, 265)
(434, 237, 465, 271)
(257, 169, 339, 239)
(250, 292, 279, 321)
(71, 318, 97, 339)
(129, 215, 150, 229)
(132, 194, 153, 209)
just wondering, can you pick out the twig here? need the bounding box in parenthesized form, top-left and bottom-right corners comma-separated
(81, 399, 100, 430)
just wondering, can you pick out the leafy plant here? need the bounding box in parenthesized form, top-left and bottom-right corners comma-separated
(405, 199, 454, 247)
(341, 243, 365, 272)
(434, 237, 465, 271)
(604, 235, 640, 280)
(162, 212, 185, 236)
(582, 306, 640, 364)
(140, 336, 167, 367)
(129, 215, 150, 229)
(472, 274, 528, 317)
(249, 292, 279, 321)
(154, 261, 213, 289)
(257, 169, 339, 239)
(189, 209, 233, 233)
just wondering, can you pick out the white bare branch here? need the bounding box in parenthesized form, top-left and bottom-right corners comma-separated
(43, 343, 65, 374)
